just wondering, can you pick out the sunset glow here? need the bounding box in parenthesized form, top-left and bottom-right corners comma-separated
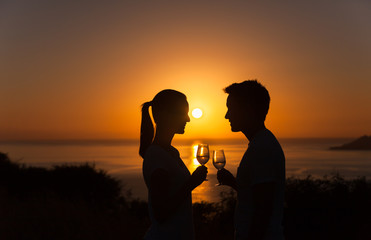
(1, 3, 371, 238)
(1, 1, 371, 140)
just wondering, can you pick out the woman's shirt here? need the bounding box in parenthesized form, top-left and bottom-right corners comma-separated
(142, 144, 195, 240)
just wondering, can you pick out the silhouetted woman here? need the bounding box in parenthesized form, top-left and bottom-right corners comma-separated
(140, 89, 207, 240)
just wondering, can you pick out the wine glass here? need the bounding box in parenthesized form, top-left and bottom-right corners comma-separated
(212, 150, 226, 186)
(196, 144, 209, 180)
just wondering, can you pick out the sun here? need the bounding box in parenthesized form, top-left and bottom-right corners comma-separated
(192, 108, 203, 119)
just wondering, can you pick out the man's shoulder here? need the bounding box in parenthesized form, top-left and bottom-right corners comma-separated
(251, 129, 281, 149)
(247, 129, 285, 163)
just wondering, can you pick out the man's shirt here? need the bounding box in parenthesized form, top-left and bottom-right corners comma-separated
(235, 128, 286, 240)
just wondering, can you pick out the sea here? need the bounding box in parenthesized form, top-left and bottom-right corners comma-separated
(1, 138, 371, 203)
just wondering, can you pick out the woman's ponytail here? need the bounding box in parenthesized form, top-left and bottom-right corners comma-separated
(139, 101, 154, 158)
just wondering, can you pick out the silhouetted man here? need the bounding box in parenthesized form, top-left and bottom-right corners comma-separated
(218, 80, 285, 240)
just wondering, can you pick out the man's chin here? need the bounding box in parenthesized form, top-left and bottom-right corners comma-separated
(230, 125, 240, 132)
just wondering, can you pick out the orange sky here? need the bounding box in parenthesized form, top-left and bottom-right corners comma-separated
(1, 1, 370, 140)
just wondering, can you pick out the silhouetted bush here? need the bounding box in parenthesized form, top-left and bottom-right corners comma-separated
(1, 152, 371, 239)
(195, 174, 371, 240)
(0, 152, 149, 240)
(284, 174, 371, 240)
(193, 190, 236, 240)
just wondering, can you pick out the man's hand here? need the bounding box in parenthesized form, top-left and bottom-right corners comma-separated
(217, 168, 237, 190)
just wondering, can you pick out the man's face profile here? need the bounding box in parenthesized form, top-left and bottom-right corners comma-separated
(225, 95, 257, 133)
(225, 95, 243, 132)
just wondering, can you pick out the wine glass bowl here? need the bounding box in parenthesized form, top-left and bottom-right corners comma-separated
(196, 144, 209, 181)
(212, 150, 226, 186)
(196, 144, 210, 166)
(212, 150, 226, 170)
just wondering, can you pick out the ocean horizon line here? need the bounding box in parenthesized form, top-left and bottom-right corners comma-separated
(0, 137, 356, 146)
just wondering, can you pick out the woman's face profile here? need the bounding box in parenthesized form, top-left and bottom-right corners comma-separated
(168, 100, 190, 134)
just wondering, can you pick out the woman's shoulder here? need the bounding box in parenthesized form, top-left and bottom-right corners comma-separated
(143, 144, 174, 168)
(144, 144, 169, 159)
(143, 145, 173, 177)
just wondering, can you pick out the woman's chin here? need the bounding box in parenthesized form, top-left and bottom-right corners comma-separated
(176, 127, 186, 134)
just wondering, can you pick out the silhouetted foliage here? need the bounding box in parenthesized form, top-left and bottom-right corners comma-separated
(193, 190, 236, 240)
(192, 174, 371, 240)
(284, 174, 371, 240)
(0, 152, 149, 240)
(1, 152, 371, 239)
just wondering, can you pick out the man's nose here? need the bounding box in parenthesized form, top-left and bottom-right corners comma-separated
(225, 111, 229, 119)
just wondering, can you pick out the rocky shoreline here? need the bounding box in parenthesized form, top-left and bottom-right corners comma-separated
(330, 135, 371, 150)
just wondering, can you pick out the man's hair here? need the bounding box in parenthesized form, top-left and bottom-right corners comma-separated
(224, 80, 270, 121)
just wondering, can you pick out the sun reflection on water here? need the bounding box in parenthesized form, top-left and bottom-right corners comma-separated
(188, 143, 218, 203)
(186, 144, 200, 173)
(192, 144, 199, 165)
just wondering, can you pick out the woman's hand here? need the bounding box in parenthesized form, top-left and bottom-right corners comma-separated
(190, 166, 208, 189)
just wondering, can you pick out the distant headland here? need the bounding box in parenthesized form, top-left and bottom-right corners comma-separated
(330, 135, 371, 150)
